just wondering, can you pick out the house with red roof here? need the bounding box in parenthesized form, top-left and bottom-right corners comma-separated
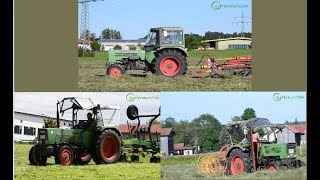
(119, 124, 160, 142)
(276, 124, 306, 146)
(173, 143, 194, 155)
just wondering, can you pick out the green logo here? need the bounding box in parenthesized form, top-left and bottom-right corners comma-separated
(211, 1, 221, 11)
(273, 93, 305, 102)
(126, 93, 159, 102)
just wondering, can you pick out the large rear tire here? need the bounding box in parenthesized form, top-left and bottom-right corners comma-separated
(29, 145, 47, 166)
(93, 130, 121, 164)
(152, 49, 187, 77)
(226, 149, 251, 175)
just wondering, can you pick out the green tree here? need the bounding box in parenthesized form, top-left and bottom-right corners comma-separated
(161, 117, 177, 128)
(185, 33, 202, 50)
(43, 117, 58, 128)
(218, 125, 231, 147)
(241, 108, 257, 120)
(113, 45, 122, 50)
(129, 45, 137, 50)
(232, 116, 242, 121)
(200, 42, 209, 50)
(173, 120, 193, 146)
(91, 41, 101, 51)
(147, 119, 160, 124)
(80, 29, 90, 40)
(101, 28, 111, 39)
(89, 33, 96, 41)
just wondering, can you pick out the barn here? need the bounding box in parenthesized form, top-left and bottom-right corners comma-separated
(14, 111, 72, 142)
(160, 128, 175, 156)
(202, 37, 252, 50)
(276, 124, 307, 145)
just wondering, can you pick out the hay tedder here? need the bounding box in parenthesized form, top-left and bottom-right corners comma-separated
(190, 55, 252, 78)
(198, 118, 305, 176)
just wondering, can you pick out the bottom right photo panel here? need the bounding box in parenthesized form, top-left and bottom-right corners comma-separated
(160, 92, 306, 179)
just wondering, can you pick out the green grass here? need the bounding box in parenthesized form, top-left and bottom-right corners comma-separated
(14, 143, 160, 180)
(161, 152, 307, 180)
(78, 50, 252, 92)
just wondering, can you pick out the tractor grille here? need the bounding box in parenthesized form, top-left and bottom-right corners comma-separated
(287, 143, 296, 158)
(38, 128, 48, 144)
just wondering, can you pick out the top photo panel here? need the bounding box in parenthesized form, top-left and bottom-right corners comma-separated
(78, 0, 252, 92)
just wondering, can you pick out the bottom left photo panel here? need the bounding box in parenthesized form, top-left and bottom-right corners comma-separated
(13, 92, 161, 180)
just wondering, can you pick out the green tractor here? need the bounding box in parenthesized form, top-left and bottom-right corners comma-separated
(29, 97, 122, 166)
(106, 27, 188, 77)
(198, 118, 305, 175)
(120, 105, 161, 163)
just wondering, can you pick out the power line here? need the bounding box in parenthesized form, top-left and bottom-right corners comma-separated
(232, 12, 251, 37)
(78, 0, 104, 56)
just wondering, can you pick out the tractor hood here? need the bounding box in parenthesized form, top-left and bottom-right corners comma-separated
(59, 97, 96, 112)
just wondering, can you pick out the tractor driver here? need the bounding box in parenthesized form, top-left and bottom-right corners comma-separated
(85, 112, 97, 129)
(162, 30, 170, 44)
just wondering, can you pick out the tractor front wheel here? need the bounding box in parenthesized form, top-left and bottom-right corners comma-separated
(107, 64, 125, 77)
(29, 145, 47, 166)
(226, 149, 251, 175)
(55, 145, 75, 166)
(93, 130, 121, 164)
(152, 49, 187, 77)
(267, 160, 280, 171)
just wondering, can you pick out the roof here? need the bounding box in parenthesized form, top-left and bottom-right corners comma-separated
(202, 37, 252, 43)
(286, 124, 306, 134)
(119, 124, 160, 134)
(97, 39, 145, 43)
(78, 39, 92, 44)
(174, 143, 194, 150)
(160, 128, 174, 136)
(14, 111, 70, 121)
(150, 27, 183, 31)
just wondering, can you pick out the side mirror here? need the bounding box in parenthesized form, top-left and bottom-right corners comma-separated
(127, 105, 139, 120)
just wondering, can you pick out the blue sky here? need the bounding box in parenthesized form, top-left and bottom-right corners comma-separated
(78, 0, 252, 39)
(160, 92, 306, 125)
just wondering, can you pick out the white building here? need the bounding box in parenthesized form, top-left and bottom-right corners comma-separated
(97, 39, 146, 51)
(14, 111, 71, 142)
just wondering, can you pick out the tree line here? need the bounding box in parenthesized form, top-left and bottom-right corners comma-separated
(185, 31, 252, 50)
(161, 108, 257, 152)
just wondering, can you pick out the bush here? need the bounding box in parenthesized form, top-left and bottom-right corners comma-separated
(91, 41, 101, 51)
(78, 47, 95, 57)
(114, 45, 122, 50)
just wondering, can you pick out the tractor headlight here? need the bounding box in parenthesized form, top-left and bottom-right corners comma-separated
(288, 149, 294, 154)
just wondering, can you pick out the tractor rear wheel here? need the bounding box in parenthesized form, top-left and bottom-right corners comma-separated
(226, 149, 251, 175)
(55, 145, 75, 166)
(152, 49, 187, 77)
(267, 160, 280, 171)
(93, 130, 121, 164)
(29, 145, 47, 166)
(107, 64, 125, 77)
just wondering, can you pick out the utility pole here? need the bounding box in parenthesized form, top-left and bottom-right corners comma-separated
(79, 0, 103, 57)
(233, 12, 251, 37)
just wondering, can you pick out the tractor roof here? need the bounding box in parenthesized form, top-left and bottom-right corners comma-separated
(150, 27, 183, 31)
(227, 117, 283, 130)
(59, 97, 96, 112)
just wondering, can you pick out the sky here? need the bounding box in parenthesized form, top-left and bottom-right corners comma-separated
(160, 92, 306, 125)
(14, 92, 160, 124)
(78, 0, 252, 39)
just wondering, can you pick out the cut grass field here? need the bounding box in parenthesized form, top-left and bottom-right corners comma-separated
(161, 151, 307, 180)
(78, 50, 252, 92)
(14, 143, 160, 180)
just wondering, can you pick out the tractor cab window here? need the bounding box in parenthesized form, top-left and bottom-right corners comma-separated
(145, 32, 157, 46)
(162, 30, 183, 46)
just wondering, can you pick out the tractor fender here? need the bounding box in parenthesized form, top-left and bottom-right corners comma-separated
(225, 145, 247, 158)
(157, 47, 188, 58)
(100, 127, 122, 138)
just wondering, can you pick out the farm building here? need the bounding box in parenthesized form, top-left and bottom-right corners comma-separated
(276, 124, 306, 146)
(173, 143, 194, 155)
(119, 124, 160, 142)
(160, 128, 175, 156)
(202, 37, 252, 50)
(14, 111, 72, 142)
(78, 39, 92, 50)
(97, 39, 146, 51)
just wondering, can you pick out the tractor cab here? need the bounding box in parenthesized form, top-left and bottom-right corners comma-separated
(144, 27, 185, 52)
(58, 97, 120, 130)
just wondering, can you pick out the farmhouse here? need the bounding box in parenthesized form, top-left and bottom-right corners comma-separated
(202, 37, 252, 50)
(173, 143, 194, 155)
(78, 39, 92, 50)
(160, 128, 175, 156)
(119, 124, 160, 141)
(276, 124, 307, 146)
(97, 39, 146, 51)
(14, 111, 71, 142)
